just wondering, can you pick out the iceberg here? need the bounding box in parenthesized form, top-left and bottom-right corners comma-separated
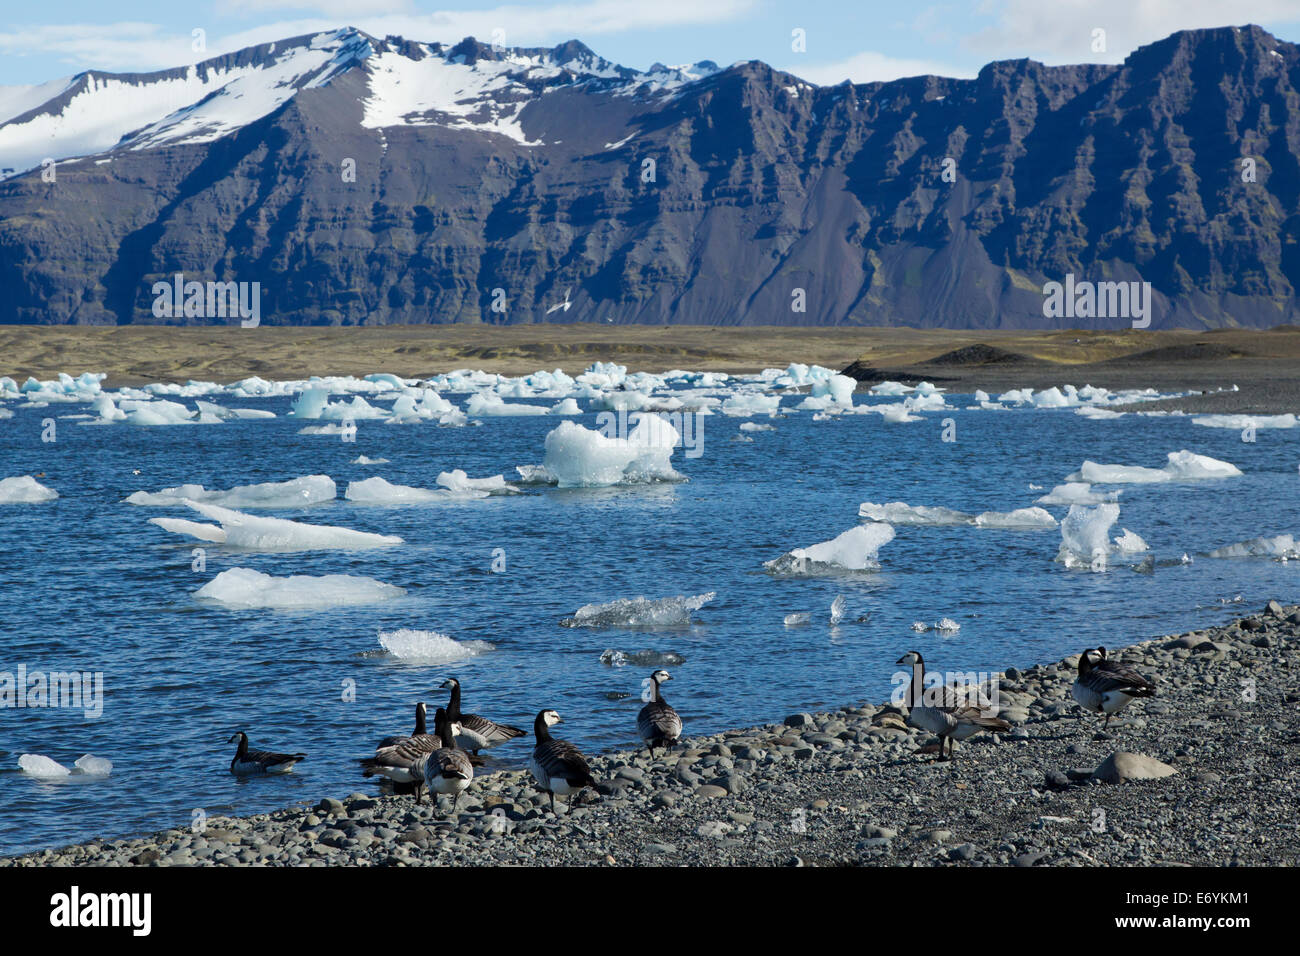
(1113, 529, 1150, 552)
(346, 476, 485, 504)
(561, 592, 715, 627)
(1056, 504, 1120, 569)
(1205, 535, 1300, 559)
(540, 417, 683, 487)
(1192, 413, 1298, 430)
(377, 629, 495, 662)
(151, 501, 402, 551)
(0, 475, 58, 503)
(466, 393, 551, 417)
(125, 475, 336, 508)
(1067, 451, 1241, 484)
(1035, 483, 1119, 506)
(18, 754, 71, 778)
(195, 567, 405, 609)
(859, 502, 971, 526)
(765, 524, 895, 573)
(972, 507, 1058, 529)
(436, 469, 519, 496)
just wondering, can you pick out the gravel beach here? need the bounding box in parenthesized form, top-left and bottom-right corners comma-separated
(7, 602, 1298, 868)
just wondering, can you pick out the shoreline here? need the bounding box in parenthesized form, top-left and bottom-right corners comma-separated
(7, 600, 1298, 867)
(2, 326, 1300, 414)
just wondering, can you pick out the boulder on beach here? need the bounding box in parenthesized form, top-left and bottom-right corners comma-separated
(1091, 751, 1178, 784)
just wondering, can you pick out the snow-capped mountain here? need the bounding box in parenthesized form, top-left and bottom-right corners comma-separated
(1, 24, 1298, 328)
(0, 28, 718, 177)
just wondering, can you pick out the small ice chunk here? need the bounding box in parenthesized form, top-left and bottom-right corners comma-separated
(1035, 483, 1118, 506)
(351, 455, 390, 465)
(934, 618, 960, 632)
(829, 595, 847, 625)
(1056, 504, 1121, 569)
(1113, 529, 1150, 552)
(766, 524, 895, 573)
(972, 507, 1058, 529)
(74, 754, 113, 776)
(562, 592, 715, 627)
(377, 629, 494, 662)
(783, 612, 810, 626)
(18, 754, 70, 778)
(859, 502, 970, 525)
(195, 567, 405, 609)
(0, 476, 58, 503)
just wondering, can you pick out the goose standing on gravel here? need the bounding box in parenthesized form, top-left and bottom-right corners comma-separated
(637, 669, 682, 757)
(422, 707, 475, 815)
(896, 651, 1011, 760)
(360, 703, 444, 800)
(1072, 647, 1156, 730)
(440, 678, 526, 755)
(529, 710, 598, 814)
(227, 732, 306, 775)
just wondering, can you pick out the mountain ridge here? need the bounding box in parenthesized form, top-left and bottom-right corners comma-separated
(1, 23, 1297, 328)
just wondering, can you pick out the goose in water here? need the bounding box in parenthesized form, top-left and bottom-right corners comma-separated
(896, 651, 1011, 760)
(227, 732, 306, 775)
(360, 703, 445, 800)
(637, 669, 682, 757)
(440, 677, 526, 754)
(1072, 647, 1156, 729)
(529, 710, 598, 814)
(423, 707, 475, 815)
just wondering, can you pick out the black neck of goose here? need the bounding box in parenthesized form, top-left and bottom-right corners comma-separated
(534, 712, 553, 743)
(413, 705, 427, 736)
(446, 682, 462, 718)
(907, 660, 925, 709)
(235, 734, 247, 758)
(1078, 654, 1093, 678)
(433, 713, 452, 748)
(653, 677, 665, 704)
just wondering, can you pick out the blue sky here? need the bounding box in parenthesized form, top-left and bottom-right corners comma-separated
(3, 0, 1300, 87)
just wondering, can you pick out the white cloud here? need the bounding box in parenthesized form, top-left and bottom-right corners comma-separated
(786, 50, 973, 86)
(967, 0, 1300, 64)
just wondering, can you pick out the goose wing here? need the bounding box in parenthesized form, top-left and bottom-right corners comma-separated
(945, 704, 1011, 730)
(362, 733, 442, 772)
(1087, 661, 1156, 696)
(460, 712, 527, 744)
(428, 747, 474, 781)
(637, 701, 682, 740)
(535, 739, 595, 787)
(248, 747, 306, 768)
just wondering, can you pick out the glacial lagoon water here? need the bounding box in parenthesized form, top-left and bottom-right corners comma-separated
(1, 372, 1297, 855)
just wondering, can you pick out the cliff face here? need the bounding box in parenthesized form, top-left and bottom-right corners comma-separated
(1, 25, 1298, 328)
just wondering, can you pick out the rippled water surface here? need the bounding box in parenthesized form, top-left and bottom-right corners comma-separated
(1, 384, 1297, 854)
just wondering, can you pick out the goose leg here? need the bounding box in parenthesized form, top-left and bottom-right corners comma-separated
(1103, 713, 1111, 731)
(549, 791, 556, 814)
(452, 792, 460, 812)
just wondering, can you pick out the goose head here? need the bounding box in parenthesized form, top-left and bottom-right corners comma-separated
(1094, 645, 1108, 659)
(439, 677, 460, 691)
(1077, 648, 1101, 675)
(650, 669, 672, 685)
(227, 731, 247, 745)
(538, 709, 562, 727)
(896, 650, 924, 667)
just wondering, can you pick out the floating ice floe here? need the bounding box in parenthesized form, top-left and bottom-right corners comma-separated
(17, 754, 112, 779)
(765, 524, 895, 574)
(1113, 529, 1150, 552)
(1191, 413, 1298, 430)
(344, 472, 510, 504)
(740, 422, 775, 433)
(1035, 482, 1120, 506)
(351, 455, 390, 465)
(561, 592, 715, 628)
(125, 475, 336, 508)
(1066, 450, 1242, 484)
(0, 475, 58, 503)
(376, 629, 495, 662)
(195, 567, 405, 609)
(1204, 535, 1300, 559)
(466, 393, 551, 417)
(194, 400, 276, 420)
(858, 501, 1056, 529)
(1075, 407, 1126, 420)
(934, 618, 960, 632)
(538, 417, 683, 487)
(783, 612, 811, 626)
(150, 500, 402, 551)
(599, 649, 686, 667)
(720, 393, 781, 417)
